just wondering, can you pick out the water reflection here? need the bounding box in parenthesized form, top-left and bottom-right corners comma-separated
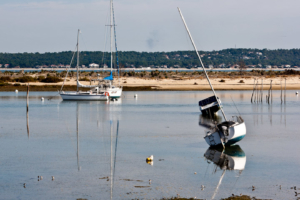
(73, 101, 120, 199)
(204, 145, 246, 199)
(198, 114, 222, 130)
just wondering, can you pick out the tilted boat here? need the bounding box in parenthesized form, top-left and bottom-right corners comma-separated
(178, 8, 246, 147)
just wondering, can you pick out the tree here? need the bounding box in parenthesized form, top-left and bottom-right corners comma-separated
(238, 59, 247, 75)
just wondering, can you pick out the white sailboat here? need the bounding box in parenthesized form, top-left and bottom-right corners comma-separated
(95, 0, 122, 99)
(60, 29, 108, 101)
(178, 8, 246, 147)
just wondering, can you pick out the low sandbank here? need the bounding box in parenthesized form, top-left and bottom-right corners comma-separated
(0, 76, 299, 91)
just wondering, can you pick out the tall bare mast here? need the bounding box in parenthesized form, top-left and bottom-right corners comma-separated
(177, 8, 227, 121)
(110, 0, 113, 76)
(76, 29, 80, 92)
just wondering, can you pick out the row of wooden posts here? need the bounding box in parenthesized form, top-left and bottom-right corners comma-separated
(251, 78, 287, 104)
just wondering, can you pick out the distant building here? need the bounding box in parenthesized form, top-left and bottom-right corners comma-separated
(218, 63, 226, 68)
(266, 65, 272, 69)
(256, 52, 263, 56)
(4, 64, 9, 68)
(164, 55, 169, 59)
(284, 65, 291, 68)
(0, 64, 2, 68)
(89, 63, 99, 68)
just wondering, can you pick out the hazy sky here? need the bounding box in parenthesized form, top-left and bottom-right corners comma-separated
(1, 0, 300, 53)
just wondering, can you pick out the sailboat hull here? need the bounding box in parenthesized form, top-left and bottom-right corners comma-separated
(204, 121, 246, 147)
(60, 93, 108, 101)
(100, 87, 122, 99)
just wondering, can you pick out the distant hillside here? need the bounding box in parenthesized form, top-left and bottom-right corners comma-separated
(0, 48, 300, 69)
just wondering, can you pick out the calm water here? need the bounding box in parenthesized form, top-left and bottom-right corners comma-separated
(0, 91, 299, 200)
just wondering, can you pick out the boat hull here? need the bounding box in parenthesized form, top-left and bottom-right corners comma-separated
(60, 93, 108, 101)
(99, 86, 122, 99)
(204, 121, 246, 147)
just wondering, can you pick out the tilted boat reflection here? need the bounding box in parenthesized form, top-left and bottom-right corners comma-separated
(198, 114, 222, 130)
(204, 145, 246, 199)
(204, 145, 246, 171)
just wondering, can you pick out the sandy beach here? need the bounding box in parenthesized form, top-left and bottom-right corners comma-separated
(6, 76, 299, 91)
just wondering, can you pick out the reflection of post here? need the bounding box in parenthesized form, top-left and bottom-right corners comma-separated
(26, 111, 30, 138)
(26, 83, 30, 138)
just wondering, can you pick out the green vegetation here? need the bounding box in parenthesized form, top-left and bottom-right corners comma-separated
(1, 48, 300, 68)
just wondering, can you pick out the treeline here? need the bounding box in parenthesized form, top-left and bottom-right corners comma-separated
(1, 48, 300, 68)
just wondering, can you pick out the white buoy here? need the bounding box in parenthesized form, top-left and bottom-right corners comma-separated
(134, 94, 137, 98)
(296, 91, 299, 95)
(15, 89, 18, 93)
(41, 97, 44, 101)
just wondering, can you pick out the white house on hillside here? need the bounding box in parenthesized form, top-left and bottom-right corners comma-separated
(89, 63, 99, 68)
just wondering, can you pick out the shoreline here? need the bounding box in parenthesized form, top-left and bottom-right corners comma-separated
(1, 67, 299, 72)
(1, 76, 299, 91)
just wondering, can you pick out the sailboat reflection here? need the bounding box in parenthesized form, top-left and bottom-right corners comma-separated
(204, 145, 246, 199)
(74, 101, 120, 199)
(76, 102, 81, 171)
(110, 120, 119, 200)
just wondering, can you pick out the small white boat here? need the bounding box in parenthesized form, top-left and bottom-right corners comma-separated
(60, 90, 108, 101)
(60, 30, 108, 101)
(178, 8, 246, 147)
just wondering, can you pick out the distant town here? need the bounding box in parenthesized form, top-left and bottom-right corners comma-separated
(1, 48, 300, 70)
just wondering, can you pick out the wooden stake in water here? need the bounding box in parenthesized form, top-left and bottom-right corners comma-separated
(281, 80, 283, 104)
(26, 83, 30, 138)
(261, 79, 263, 102)
(251, 78, 256, 103)
(270, 80, 273, 103)
(284, 78, 286, 103)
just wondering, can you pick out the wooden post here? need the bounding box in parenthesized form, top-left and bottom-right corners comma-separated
(270, 80, 273, 103)
(26, 83, 29, 112)
(26, 83, 30, 138)
(284, 78, 286, 103)
(281, 80, 283, 104)
(251, 78, 256, 103)
(261, 79, 263, 102)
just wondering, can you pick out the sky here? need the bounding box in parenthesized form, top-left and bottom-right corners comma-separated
(1, 0, 300, 53)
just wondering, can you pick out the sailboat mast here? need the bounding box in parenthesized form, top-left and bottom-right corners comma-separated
(177, 8, 227, 121)
(110, 0, 113, 78)
(76, 29, 80, 92)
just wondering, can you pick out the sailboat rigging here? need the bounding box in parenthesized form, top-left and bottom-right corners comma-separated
(178, 7, 246, 147)
(60, 0, 122, 100)
(60, 30, 109, 101)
